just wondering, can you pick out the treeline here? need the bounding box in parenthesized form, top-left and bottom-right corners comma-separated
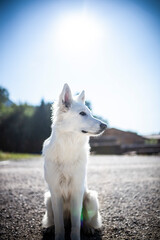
(0, 87, 51, 153)
(0, 87, 107, 153)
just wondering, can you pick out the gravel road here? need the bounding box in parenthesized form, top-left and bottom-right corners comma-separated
(0, 155, 160, 240)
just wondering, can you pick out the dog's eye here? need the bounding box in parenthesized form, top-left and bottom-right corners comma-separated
(79, 111, 87, 116)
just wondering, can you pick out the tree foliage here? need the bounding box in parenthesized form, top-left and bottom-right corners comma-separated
(0, 87, 9, 105)
(0, 88, 51, 153)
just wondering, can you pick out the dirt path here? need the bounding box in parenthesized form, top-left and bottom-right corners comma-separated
(0, 155, 160, 240)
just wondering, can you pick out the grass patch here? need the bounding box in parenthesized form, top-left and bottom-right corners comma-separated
(0, 151, 40, 161)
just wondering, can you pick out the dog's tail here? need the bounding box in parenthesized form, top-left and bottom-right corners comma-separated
(42, 191, 54, 228)
(83, 190, 102, 229)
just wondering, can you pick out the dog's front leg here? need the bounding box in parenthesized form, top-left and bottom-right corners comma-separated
(50, 189, 64, 240)
(70, 191, 83, 240)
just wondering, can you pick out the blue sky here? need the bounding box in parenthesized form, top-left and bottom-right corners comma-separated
(0, 0, 160, 135)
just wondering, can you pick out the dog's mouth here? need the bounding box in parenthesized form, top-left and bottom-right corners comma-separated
(81, 129, 104, 135)
(81, 130, 88, 133)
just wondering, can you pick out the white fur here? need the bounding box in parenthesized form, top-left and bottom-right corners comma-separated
(42, 84, 106, 240)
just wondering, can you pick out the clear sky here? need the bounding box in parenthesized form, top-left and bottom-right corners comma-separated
(0, 0, 160, 135)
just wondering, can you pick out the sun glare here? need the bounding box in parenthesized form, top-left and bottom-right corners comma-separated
(55, 12, 103, 53)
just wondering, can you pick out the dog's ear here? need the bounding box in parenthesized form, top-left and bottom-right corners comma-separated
(77, 90, 85, 104)
(60, 83, 72, 109)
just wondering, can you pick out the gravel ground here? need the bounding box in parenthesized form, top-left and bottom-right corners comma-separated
(0, 155, 160, 240)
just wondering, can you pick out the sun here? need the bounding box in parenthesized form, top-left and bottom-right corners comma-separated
(55, 11, 103, 53)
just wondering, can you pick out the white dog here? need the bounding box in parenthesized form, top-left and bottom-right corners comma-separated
(42, 84, 107, 240)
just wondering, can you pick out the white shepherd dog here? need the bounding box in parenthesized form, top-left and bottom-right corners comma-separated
(42, 84, 107, 240)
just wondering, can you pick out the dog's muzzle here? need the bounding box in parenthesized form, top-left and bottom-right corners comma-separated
(100, 123, 107, 131)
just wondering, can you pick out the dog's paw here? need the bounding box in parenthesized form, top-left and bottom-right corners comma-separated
(83, 225, 95, 235)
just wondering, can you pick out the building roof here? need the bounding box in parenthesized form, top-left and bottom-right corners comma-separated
(101, 128, 146, 145)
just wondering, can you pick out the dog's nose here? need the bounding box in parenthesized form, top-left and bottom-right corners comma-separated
(100, 123, 107, 130)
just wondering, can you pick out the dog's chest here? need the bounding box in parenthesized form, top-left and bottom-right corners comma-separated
(54, 159, 85, 199)
(59, 172, 72, 199)
(56, 164, 75, 199)
(45, 139, 88, 199)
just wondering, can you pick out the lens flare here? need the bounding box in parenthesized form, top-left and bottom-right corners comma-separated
(55, 11, 103, 53)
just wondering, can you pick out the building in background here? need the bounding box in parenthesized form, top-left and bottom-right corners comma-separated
(90, 128, 160, 155)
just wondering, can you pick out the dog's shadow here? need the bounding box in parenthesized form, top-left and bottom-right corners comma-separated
(42, 225, 102, 240)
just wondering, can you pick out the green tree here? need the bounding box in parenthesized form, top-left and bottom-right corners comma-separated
(0, 86, 9, 105)
(0, 105, 32, 152)
(85, 100, 92, 110)
(28, 100, 51, 153)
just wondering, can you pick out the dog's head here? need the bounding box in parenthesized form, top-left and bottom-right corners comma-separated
(53, 83, 107, 136)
